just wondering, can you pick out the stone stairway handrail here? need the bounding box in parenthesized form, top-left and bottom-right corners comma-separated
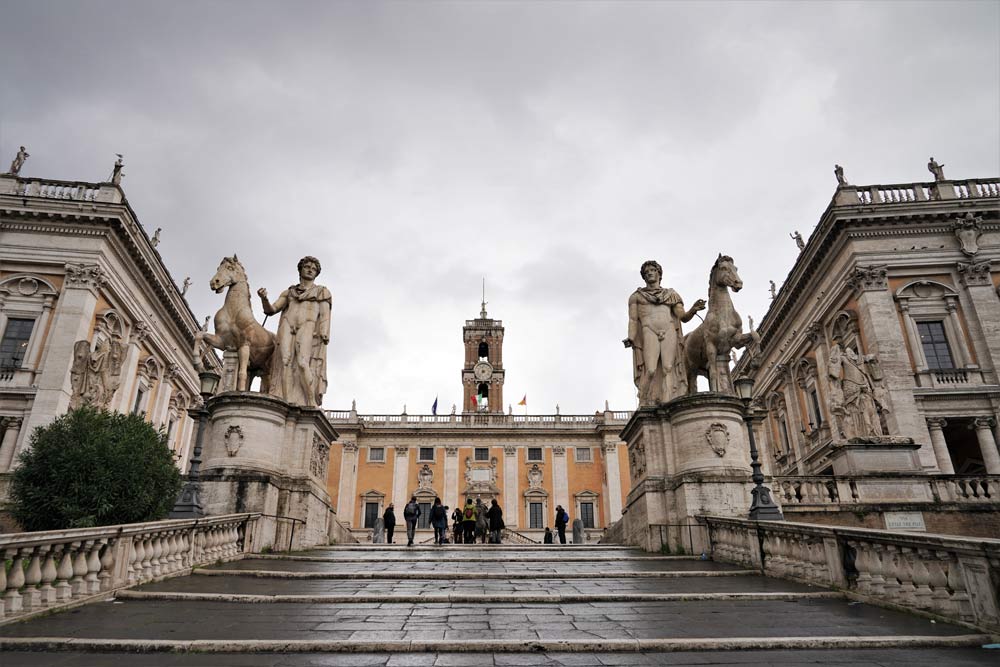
(0, 512, 260, 624)
(701, 515, 1000, 632)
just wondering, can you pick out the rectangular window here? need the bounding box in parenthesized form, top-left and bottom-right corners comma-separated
(0, 318, 34, 368)
(580, 502, 595, 529)
(363, 502, 379, 529)
(575, 447, 592, 462)
(418, 503, 432, 529)
(132, 387, 146, 415)
(529, 502, 543, 529)
(809, 389, 823, 428)
(474, 447, 489, 461)
(368, 447, 385, 462)
(527, 447, 543, 462)
(917, 321, 955, 370)
(419, 447, 434, 461)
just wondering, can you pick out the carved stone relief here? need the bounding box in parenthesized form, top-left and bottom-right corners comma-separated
(953, 212, 983, 256)
(416, 464, 434, 490)
(224, 425, 244, 456)
(705, 423, 729, 457)
(69, 336, 125, 410)
(958, 260, 992, 287)
(310, 434, 331, 478)
(527, 463, 544, 489)
(628, 441, 646, 479)
(848, 265, 888, 292)
(64, 263, 108, 292)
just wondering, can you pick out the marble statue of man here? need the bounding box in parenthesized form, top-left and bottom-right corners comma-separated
(625, 260, 705, 406)
(834, 164, 847, 186)
(828, 340, 884, 440)
(257, 256, 331, 407)
(927, 157, 946, 182)
(111, 154, 124, 185)
(6, 146, 29, 176)
(790, 231, 805, 251)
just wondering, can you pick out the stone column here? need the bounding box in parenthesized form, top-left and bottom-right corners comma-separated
(392, 446, 410, 509)
(972, 418, 1000, 475)
(337, 441, 359, 526)
(850, 266, 936, 468)
(958, 261, 1000, 384)
(18, 264, 106, 461)
(503, 445, 518, 528)
(602, 441, 623, 522)
(444, 446, 459, 511)
(0, 417, 24, 472)
(925, 418, 954, 474)
(113, 322, 150, 413)
(552, 445, 569, 513)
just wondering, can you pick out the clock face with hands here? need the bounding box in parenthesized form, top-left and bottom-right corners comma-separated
(473, 361, 493, 381)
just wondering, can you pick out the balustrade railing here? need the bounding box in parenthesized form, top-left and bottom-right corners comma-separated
(775, 474, 998, 506)
(704, 516, 1000, 631)
(839, 178, 999, 207)
(0, 513, 258, 622)
(325, 411, 633, 428)
(13, 179, 102, 201)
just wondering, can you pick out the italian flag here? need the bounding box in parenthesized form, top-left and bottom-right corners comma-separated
(471, 394, 479, 408)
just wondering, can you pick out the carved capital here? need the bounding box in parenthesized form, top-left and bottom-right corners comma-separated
(341, 440, 358, 453)
(602, 442, 619, 454)
(971, 417, 997, 431)
(805, 321, 824, 345)
(63, 263, 107, 293)
(503, 445, 517, 456)
(552, 445, 566, 456)
(395, 446, 410, 457)
(925, 417, 947, 431)
(445, 445, 459, 457)
(130, 321, 152, 345)
(166, 362, 182, 381)
(2, 416, 23, 431)
(957, 260, 992, 287)
(848, 265, 888, 292)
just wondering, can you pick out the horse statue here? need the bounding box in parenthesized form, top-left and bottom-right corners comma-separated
(684, 254, 758, 394)
(195, 255, 276, 392)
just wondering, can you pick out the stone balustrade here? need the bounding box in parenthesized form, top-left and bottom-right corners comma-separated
(325, 411, 631, 429)
(0, 513, 259, 623)
(0, 175, 122, 204)
(703, 516, 1000, 631)
(776, 474, 998, 507)
(835, 178, 1000, 207)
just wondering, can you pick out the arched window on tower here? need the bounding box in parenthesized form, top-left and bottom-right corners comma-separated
(478, 341, 489, 361)
(477, 382, 490, 411)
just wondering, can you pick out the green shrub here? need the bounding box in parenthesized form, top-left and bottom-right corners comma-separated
(10, 407, 182, 531)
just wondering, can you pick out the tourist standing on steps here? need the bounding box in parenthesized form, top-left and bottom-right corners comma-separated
(486, 498, 504, 544)
(543, 527, 554, 544)
(403, 496, 421, 547)
(430, 497, 448, 545)
(554, 505, 569, 545)
(382, 504, 396, 544)
(461, 498, 478, 544)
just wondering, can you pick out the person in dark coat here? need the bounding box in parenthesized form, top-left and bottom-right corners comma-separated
(430, 497, 448, 545)
(382, 504, 396, 544)
(403, 496, 421, 546)
(543, 527, 553, 544)
(554, 505, 568, 545)
(486, 498, 504, 544)
(451, 506, 463, 545)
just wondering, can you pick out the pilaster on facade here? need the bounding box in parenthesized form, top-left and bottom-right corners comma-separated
(956, 263, 1000, 383)
(337, 439, 359, 523)
(392, 446, 411, 508)
(602, 440, 623, 521)
(552, 444, 569, 514)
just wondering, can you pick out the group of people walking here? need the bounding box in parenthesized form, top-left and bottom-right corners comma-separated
(381, 498, 572, 546)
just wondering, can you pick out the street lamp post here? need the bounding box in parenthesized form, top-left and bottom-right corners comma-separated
(169, 369, 221, 519)
(733, 376, 785, 521)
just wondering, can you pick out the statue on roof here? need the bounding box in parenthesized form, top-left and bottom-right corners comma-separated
(5, 146, 29, 176)
(927, 157, 946, 182)
(833, 164, 847, 186)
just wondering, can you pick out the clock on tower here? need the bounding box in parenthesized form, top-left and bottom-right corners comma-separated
(462, 296, 505, 413)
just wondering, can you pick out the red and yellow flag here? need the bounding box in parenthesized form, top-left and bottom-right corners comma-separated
(517, 394, 527, 406)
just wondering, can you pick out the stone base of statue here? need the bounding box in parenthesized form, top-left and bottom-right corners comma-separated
(196, 392, 338, 550)
(829, 436, 921, 475)
(620, 393, 766, 554)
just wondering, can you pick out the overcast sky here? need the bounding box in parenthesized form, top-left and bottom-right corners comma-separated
(2, 1, 998, 414)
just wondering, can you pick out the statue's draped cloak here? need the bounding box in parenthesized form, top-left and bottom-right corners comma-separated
(629, 286, 687, 403)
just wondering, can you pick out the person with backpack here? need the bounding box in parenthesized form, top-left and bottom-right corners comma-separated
(554, 505, 569, 545)
(403, 496, 421, 547)
(461, 498, 478, 544)
(430, 497, 448, 545)
(486, 498, 504, 544)
(451, 505, 463, 545)
(543, 527, 554, 544)
(475, 498, 489, 544)
(382, 504, 396, 544)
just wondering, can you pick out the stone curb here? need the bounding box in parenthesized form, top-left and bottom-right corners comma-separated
(192, 569, 758, 580)
(255, 554, 700, 563)
(0, 635, 990, 653)
(116, 590, 843, 604)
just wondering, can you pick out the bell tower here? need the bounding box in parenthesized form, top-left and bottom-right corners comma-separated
(462, 287, 505, 413)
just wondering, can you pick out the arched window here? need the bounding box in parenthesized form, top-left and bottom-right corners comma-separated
(477, 341, 489, 360)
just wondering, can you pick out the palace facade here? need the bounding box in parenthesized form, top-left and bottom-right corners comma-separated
(323, 307, 632, 542)
(0, 171, 220, 479)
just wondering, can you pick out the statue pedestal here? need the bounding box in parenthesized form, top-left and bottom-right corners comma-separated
(621, 393, 765, 553)
(197, 392, 338, 550)
(829, 437, 921, 475)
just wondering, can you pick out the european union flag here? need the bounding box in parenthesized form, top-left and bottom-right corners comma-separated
(431, 396, 438, 416)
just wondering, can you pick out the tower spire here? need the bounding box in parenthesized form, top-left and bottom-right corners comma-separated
(480, 277, 488, 319)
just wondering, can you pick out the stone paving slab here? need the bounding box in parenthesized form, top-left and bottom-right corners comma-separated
(203, 558, 739, 574)
(0, 599, 973, 642)
(2, 648, 999, 666)
(136, 574, 823, 596)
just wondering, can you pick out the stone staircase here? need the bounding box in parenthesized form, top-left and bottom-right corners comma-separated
(0, 543, 996, 666)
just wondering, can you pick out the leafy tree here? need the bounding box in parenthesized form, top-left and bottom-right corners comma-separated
(9, 407, 182, 531)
